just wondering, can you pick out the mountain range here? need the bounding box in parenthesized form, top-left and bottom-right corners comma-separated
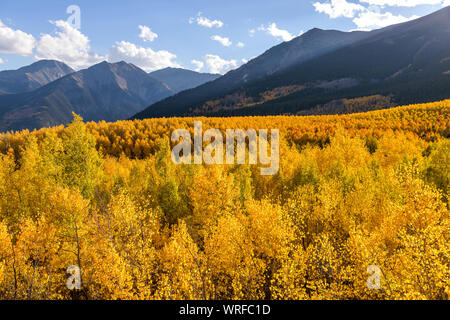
(0, 62, 219, 132)
(2, 6, 450, 132)
(134, 6, 450, 119)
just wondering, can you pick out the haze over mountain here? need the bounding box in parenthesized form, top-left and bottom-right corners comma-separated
(134, 6, 450, 119)
(149, 67, 220, 93)
(0, 60, 74, 95)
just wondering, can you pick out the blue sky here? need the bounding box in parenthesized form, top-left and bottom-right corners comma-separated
(0, 0, 447, 73)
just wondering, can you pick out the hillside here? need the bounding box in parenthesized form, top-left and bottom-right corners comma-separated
(2, 99, 448, 159)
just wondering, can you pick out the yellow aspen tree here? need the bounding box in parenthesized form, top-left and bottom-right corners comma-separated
(156, 221, 209, 300)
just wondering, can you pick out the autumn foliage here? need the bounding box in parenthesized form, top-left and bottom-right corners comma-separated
(0, 101, 448, 300)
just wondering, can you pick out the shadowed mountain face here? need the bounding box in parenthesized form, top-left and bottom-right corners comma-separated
(0, 61, 174, 132)
(0, 60, 74, 95)
(134, 6, 450, 119)
(149, 67, 220, 93)
(233, 28, 371, 82)
(133, 28, 372, 119)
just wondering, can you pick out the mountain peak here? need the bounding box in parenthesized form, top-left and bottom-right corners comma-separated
(0, 59, 75, 95)
(305, 27, 324, 34)
(88, 60, 141, 72)
(18, 59, 74, 73)
(88, 60, 127, 71)
(113, 60, 130, 67)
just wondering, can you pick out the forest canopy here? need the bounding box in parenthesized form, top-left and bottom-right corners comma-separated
(0, 100, 448, 300)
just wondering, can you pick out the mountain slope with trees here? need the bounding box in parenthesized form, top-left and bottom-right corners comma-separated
(134, 6, 450, 119)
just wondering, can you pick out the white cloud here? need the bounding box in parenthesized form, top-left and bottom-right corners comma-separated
(313, 0, 366, 19)
(260, 23, 296, 42)
(0, 58, 4, 64)
(249, 29, 256, 37)
(313, 1, 424, 31)
(109, 41, 181, 72)
(0, 19, 35, 55)
(237, 42, 245, 48)
(204, 54, 238, 74)
(138, 25, 158, 42)
(211, 35, 232, 47)
(35, 20, 105, 69)
(353, 10, 419, 30)
(191, 59, 204, 72)
(359, 0, 445, 7)
(190, 12, 224, 28)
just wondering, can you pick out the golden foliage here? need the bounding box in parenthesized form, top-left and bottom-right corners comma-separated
(0, 100, 448, 300)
